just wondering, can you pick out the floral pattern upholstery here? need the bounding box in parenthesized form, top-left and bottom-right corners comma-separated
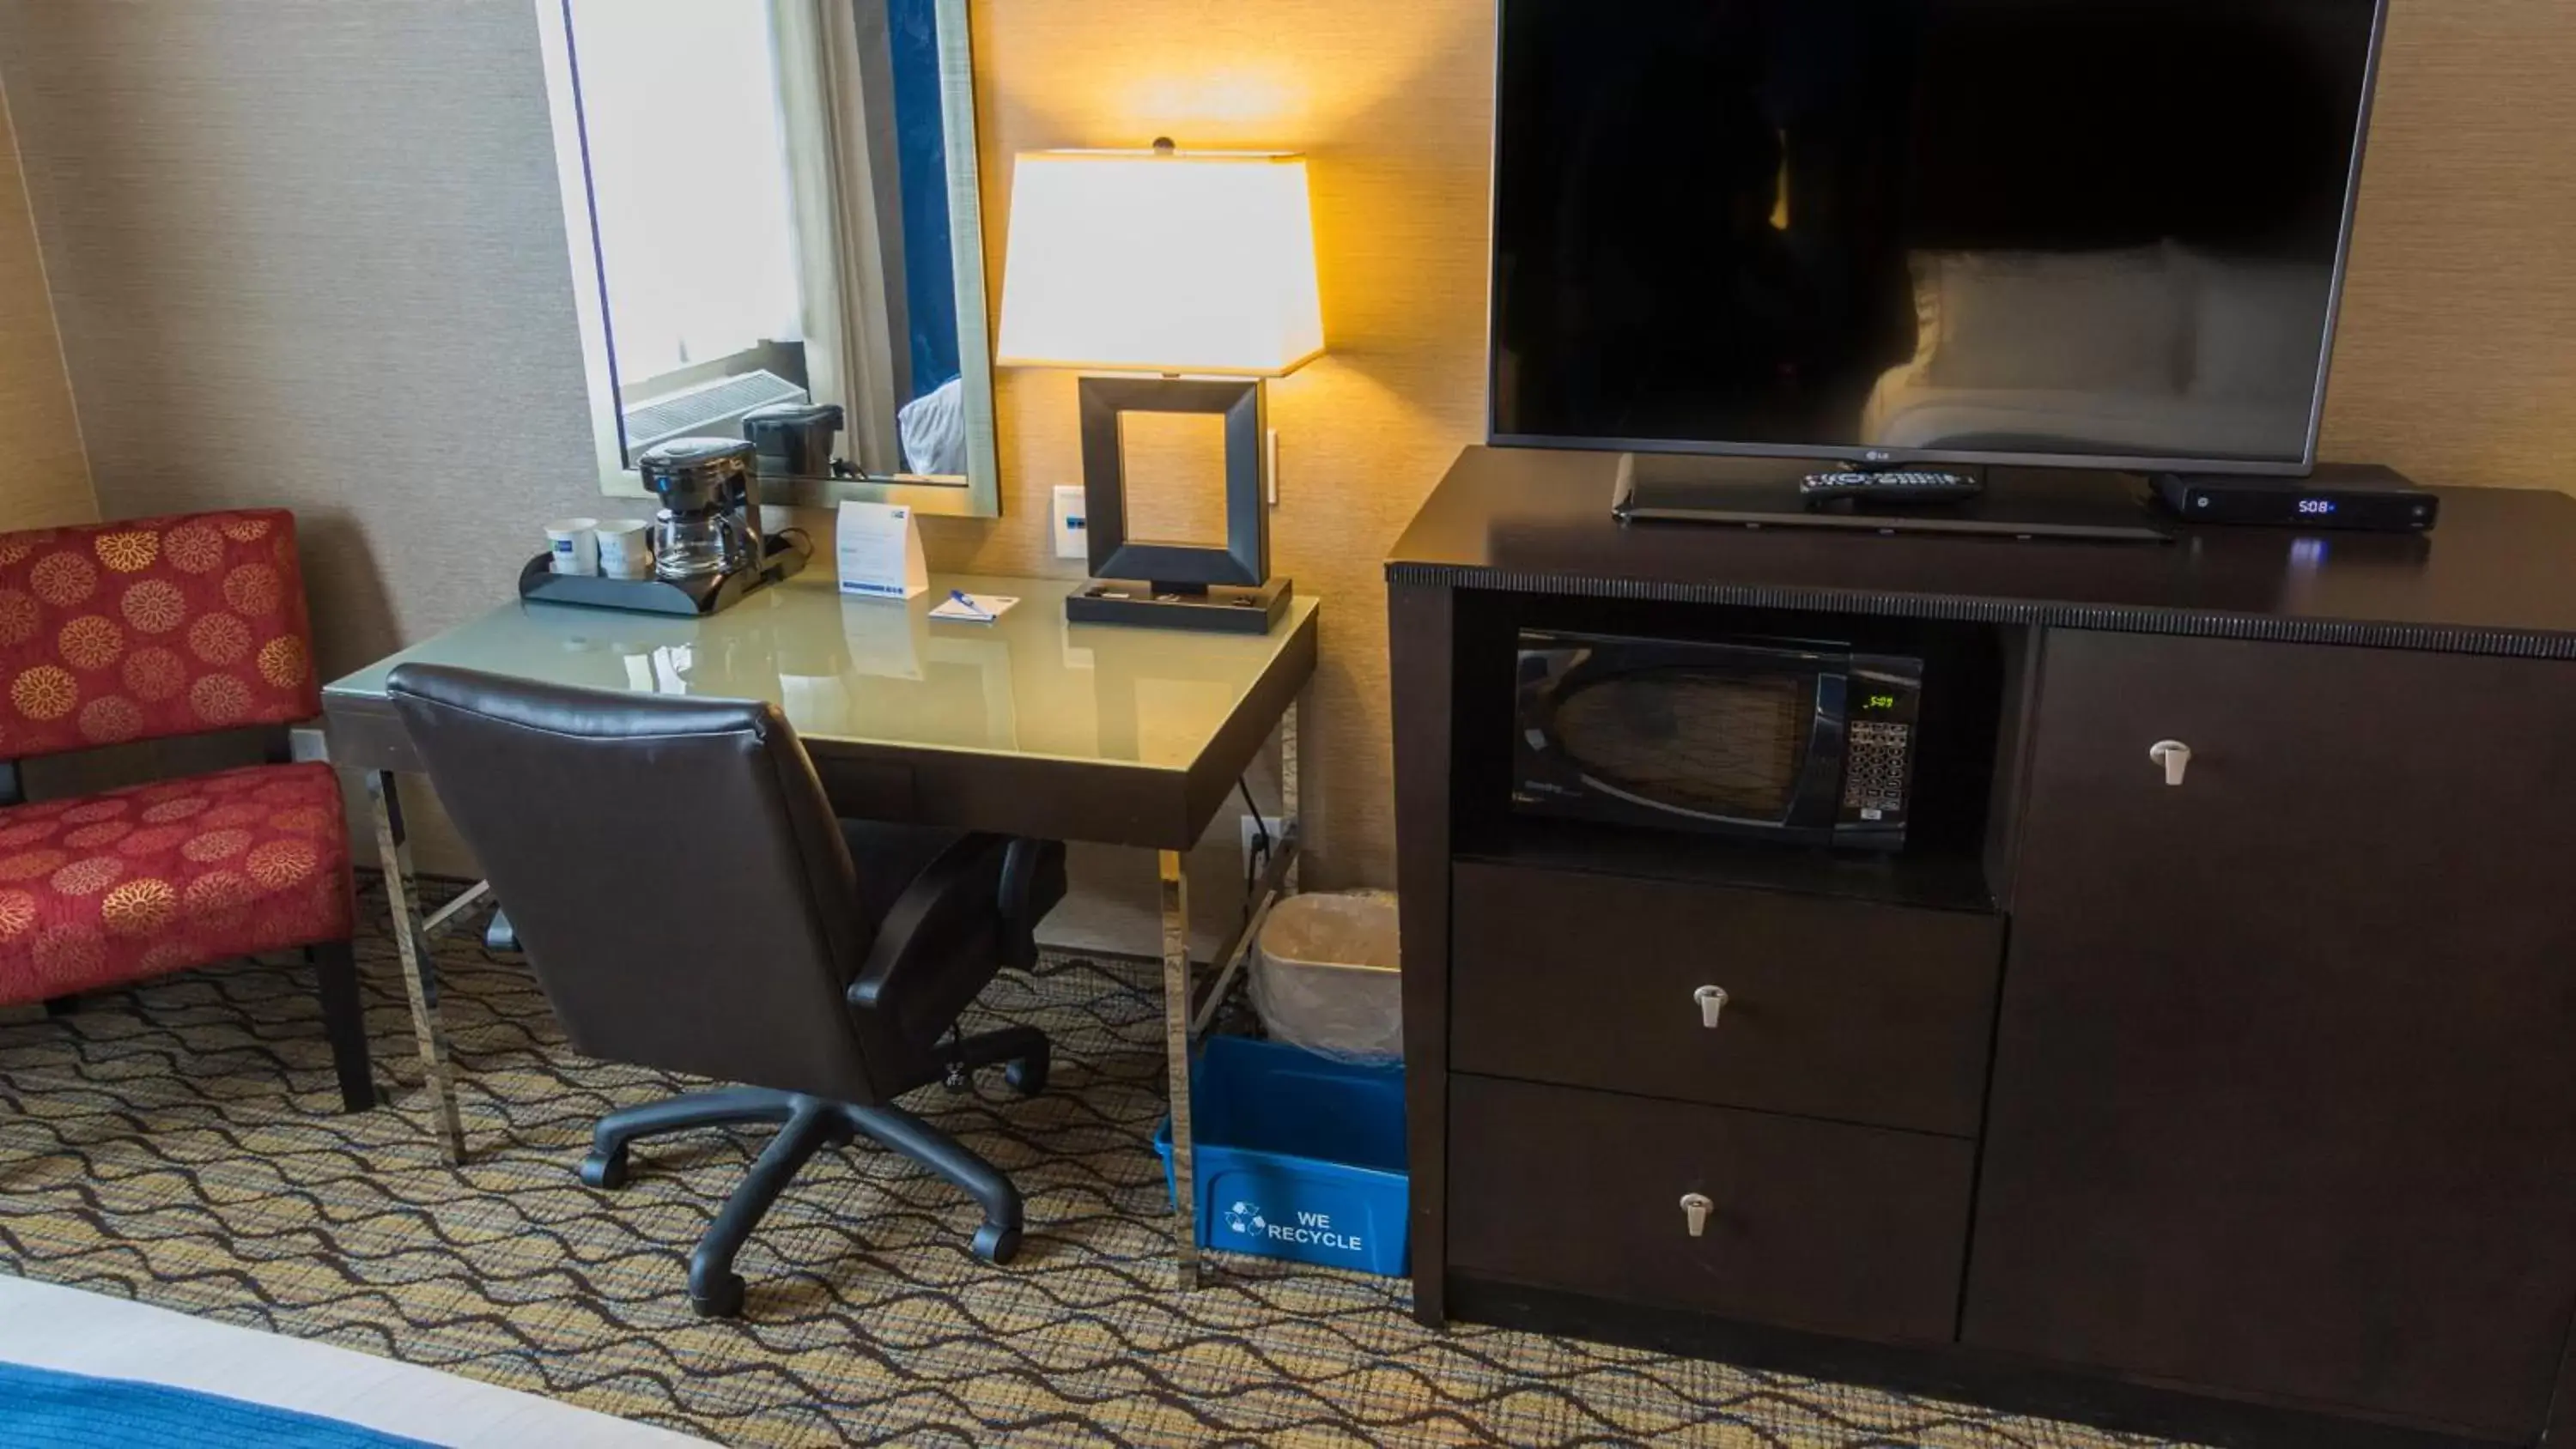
(0, 762, 353, 1005)
(0, 510, 319, 761)
(0, 511, 351, 1009)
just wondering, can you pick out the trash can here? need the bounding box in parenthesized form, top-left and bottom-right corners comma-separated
(1250, 891, 1400, 1064)
(1154, 1034, 1408, 1276)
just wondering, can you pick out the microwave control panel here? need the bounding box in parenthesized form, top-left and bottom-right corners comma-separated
(1844, 720, 1913, 820)
(1838, 658, 1923, 834)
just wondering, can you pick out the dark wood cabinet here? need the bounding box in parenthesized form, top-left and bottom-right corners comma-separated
(1450, 863, 2001, 1135)
(1449, 1076, 1974, 1343)
(1963, 632, 2576, 1440)
(1388, 448, 2576, 1447)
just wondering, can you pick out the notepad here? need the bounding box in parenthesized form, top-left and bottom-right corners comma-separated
(929, 591, 1018, 623)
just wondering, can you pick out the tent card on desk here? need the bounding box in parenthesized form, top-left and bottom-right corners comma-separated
(836, 500, 927, 600)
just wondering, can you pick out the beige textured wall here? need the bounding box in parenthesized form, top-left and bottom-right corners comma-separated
(0, 0, 2570, 950)
(0, 1, 612, 869)
(2318, 2, 2576, 488)
(0, 2, 603, 681)
(0, 76, 90, 530)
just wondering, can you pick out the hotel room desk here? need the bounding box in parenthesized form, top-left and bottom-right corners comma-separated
(319, 572, 1317, 1289)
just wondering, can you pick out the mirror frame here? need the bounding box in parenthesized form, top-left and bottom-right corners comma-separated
(534, 0, 1002, 518)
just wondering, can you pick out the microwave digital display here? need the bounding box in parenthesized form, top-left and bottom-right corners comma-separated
(1512, 629, 1924, 851)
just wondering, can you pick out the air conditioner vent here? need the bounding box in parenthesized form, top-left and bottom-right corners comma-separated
(623, 370, 809, 450)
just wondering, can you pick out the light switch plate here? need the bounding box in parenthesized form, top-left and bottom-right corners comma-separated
(1052, 485, 1087, 560)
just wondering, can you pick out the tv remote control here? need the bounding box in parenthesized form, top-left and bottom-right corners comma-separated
(1801, 470, 1984, 505)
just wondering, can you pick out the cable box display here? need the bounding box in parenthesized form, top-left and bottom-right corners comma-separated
(2150, 464, 2439, 533)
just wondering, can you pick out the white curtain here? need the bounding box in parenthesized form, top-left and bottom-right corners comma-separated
(769, 0, 904, 475)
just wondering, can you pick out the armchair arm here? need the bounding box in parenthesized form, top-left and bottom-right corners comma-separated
(997, 839, 1067, 971)
(845, 833, 1012, 1028)
(845, 834, 1069, 1032)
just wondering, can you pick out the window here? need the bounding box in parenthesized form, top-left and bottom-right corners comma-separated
(568, 0, 805, 391)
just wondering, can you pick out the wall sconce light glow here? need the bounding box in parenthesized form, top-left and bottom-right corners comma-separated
(996, 149, 1325, 378)
(1130, 70, 1302, 130)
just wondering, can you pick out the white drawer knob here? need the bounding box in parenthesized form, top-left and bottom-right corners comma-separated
(1680, 1192, 1714, 1238)
(2149, 739, 2192, 786)
(1693, 985, 1728, 1029)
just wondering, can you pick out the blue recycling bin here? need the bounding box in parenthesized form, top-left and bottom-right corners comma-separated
(1153, 1035, 1409, 1276)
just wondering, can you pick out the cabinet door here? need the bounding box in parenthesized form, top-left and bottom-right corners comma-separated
(1963, 632, 2576, 1440)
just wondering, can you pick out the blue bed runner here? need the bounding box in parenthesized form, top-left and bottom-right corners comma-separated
(0, 1361, 440, 1448)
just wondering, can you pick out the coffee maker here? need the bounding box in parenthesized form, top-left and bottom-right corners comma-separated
(638, 436, 765, 583)
(519, 433, 809, 617)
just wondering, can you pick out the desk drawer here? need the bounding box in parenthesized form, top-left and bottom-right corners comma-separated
(1449, 1075, 1972, 1343)
(1451, 864, 2001, 1136)
(811, 755, 918, 822)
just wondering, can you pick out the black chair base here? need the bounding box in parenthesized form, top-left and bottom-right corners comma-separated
(581, 1025, 1048, 1318)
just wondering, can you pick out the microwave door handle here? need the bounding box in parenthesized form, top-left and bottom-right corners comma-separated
(1786, 671, 1851, 831)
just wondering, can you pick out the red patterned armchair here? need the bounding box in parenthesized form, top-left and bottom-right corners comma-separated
(0, 511, 371, 1112)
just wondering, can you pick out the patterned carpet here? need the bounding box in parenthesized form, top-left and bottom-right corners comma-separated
(0, 879, 2188, 1448)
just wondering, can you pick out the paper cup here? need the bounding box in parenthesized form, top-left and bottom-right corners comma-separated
(545, 518, 599, 576)
(595, 518, 653, 579)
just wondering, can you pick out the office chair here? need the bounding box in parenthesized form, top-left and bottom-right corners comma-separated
(384, 664, 1066, 1318)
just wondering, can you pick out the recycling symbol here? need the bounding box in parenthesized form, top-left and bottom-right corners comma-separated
(1223, 1200, 1267, 1236)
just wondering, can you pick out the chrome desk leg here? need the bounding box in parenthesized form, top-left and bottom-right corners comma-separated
(1158, 847, 1199, 1290)
(366, 769, 465, 1163)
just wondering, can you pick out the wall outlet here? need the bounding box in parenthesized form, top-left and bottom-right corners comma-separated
(1052, 485, 1087, 560)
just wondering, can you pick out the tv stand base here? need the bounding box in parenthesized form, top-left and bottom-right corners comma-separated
(1611, 452, 2172, 543)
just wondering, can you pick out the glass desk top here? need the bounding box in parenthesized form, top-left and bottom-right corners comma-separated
(326, 573, 1320, 774)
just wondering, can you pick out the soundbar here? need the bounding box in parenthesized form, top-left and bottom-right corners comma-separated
(2151, 464, 2438, 533)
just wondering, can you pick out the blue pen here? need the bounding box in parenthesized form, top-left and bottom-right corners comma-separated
(946, 589, 993, 619)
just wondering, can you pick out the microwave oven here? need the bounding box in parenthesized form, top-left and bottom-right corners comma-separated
(1511, 629, 1924, 850)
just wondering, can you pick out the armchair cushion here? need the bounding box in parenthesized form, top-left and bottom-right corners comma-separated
(0, 761, 353, 1006)
(0, 511, 319, 762)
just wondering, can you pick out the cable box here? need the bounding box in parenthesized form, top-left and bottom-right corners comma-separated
(2151, 464, 2438, 533)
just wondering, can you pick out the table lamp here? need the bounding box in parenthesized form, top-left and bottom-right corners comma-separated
(997, 142, 1322, 634)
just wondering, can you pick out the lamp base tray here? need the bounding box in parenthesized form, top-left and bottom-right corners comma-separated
(1065, 578, 1293, 634)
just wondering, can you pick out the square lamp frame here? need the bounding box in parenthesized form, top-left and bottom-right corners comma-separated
(1067, 376, 1291, 634)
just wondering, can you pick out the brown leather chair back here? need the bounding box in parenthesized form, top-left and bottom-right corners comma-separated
(386, 663, 913, 1104)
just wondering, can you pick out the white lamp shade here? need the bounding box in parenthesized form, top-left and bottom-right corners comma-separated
(997, 149, 1324, 377)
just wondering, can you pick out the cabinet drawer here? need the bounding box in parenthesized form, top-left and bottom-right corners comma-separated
(1450, 863, 2002, 1135)
(1449, 1075, 1971, 1343)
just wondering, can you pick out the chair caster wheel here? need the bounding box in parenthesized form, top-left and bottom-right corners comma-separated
(579, 1149, 629, 1190)
(690, 1271, 746, 1319)
(1004, 1046, 1049, 1097)
(971, 1222, 1022, 1265)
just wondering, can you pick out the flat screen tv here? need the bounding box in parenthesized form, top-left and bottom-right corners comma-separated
(1489, 0, 2388, 476)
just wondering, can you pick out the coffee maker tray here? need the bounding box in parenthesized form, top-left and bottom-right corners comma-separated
(516, 530, 812, 616)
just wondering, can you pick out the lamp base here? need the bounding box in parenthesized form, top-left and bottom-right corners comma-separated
(1065, 578, 1293, 635)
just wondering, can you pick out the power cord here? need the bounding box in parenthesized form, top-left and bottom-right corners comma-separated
(1238, 779, 1273, 927)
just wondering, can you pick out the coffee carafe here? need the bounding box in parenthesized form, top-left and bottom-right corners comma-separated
(637, 437, 764, 582)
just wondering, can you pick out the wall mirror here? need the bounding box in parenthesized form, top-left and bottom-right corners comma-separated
(536, 0, 1000, 516)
